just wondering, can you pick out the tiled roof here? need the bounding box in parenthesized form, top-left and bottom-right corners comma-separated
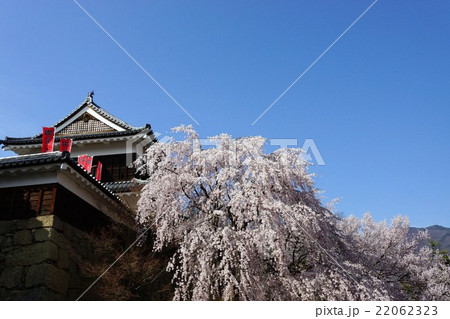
(103, 180, 145, 193)
(0, 93, 156, 148)
(103, 181, 134, 193)
(0, 151, 72, 168)
(50, 98, 137, 133)
(0, 151, 130, 209)
(1, 125, 153, 146)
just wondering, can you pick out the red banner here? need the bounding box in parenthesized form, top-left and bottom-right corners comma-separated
(95, 161, 103, 181)
(77, 155, 87, 169)
(42, 127, 55, 153)
(85, 156, 93, 173)
(59, 138, 72, 153)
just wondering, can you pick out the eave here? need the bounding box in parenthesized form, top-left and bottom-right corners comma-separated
(0, 152, 136, 228)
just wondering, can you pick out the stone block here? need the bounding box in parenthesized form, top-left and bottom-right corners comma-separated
(12, 287, 64, 301)
(44, 215, 63, 231)
(13, 230, 32, 246)
(25, 263, 70, 295)
(57, 249, 69, 270)
(16, 215, 63, 231)
(5, 241, 58, 266)
(16, 218, 41, 230)
(34, 228, 69, 249)
(63, 222, 88, 240)
(0, 235, 13, 247)
(0, 288, 7, 300)
(0, 220, 15, 235)
(1, 246, 14, 253)
(0, 266, 24, 289)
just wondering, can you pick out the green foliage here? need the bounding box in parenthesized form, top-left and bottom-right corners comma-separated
(430, 240, 450, 266)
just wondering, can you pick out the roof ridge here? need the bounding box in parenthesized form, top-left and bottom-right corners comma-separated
(88, 102, 137, 130)
(2, 126, 153, 147)
(0, 151, 62, 161)
(31, 94, 139, 138)
(32, 99, 89, 138)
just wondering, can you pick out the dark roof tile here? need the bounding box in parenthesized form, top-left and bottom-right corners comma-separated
(103, 180, 145, 193)
(2, 125, 154, 146)
(50, 99, 137, 134)
(0, 151, 131, 212)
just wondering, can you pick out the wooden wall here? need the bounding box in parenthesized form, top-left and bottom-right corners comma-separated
(53, 185, 110, 231)
(92, 154, 136, 183)
(0, 184, 110, 231)
(0, 185, 56, 220)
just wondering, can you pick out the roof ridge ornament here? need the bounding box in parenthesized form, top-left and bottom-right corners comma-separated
(85, 90, 95, 104)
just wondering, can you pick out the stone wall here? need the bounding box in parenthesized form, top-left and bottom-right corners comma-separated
(0, 215, 94, 300)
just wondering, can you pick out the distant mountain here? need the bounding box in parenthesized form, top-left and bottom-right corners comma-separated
(409, 225, 450, 252)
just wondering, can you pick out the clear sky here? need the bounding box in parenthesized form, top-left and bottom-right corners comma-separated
(0, 0, 449, 227)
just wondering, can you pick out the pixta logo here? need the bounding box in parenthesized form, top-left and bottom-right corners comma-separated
(270, 138, 325, 166)
(194, 137, 325, 166)
(127, 130, 325, 167)
(125, 128, 157, 166)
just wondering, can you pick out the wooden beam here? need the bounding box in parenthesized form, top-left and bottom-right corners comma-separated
(36, 189, 43, 216)
(50, 186, 57, 214)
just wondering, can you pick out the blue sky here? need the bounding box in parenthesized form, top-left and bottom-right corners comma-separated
(0, 0, 449, 227)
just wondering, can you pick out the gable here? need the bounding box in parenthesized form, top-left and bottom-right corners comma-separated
(56, 113, 116, 136)
(54, 103, 130, 136)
